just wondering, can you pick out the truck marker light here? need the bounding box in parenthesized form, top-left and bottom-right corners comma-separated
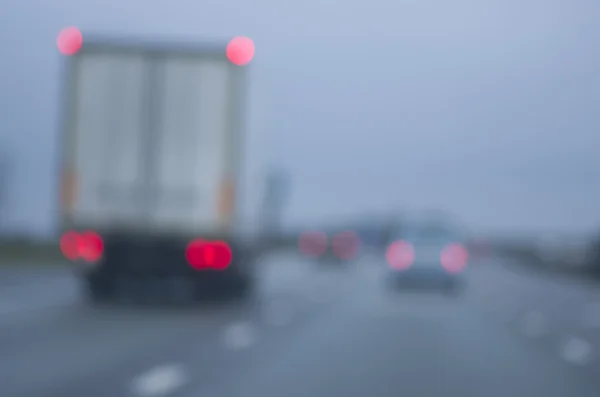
(57, 27, 83, 56)
(226, 36, 255, 66)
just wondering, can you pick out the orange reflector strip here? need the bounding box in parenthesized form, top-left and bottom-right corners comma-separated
(61, 169, 77, 212)
(218, 178, 235, 222)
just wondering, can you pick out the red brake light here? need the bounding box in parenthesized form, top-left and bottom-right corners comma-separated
(203, 244, 216, 265)
(80, 231, 104, 262)
(186, 239, 206, 269)
(60, 231, 82, 261)
(386, 240, 414, 270)
(298, 231, 328, 258)
(186, 239, 232, 270)
(332, 231, 361, 260)
(441, 243, 468, 273)
(211, 241, 233, 270)
(59, 230, 103, 263)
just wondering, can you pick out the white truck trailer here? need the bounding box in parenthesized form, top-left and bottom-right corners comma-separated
(56, 36, 269, 303)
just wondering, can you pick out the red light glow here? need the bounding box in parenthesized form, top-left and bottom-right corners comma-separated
(226, 36, 255, 66)
(59, 230, 103, 262)
(60, 231, 82, 261)
(331, 231, 361, 260)
(298, 231, 328, 258)
(186, 239, 232, 270)
(80, 231, 104, 262)
(440, 243, 468, 274)
(57, 26, 83, 56)
(386, 240, 414, 270)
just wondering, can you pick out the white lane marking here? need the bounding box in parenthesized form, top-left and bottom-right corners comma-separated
(263, 300, 293, 326)
(223, 322, 255, 351)
(521, 311, 547, 338)
(560, 337, 593, 366)
(131, 364, 188, 396)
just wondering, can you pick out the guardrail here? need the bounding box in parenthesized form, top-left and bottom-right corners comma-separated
(492, 240, 600, 280)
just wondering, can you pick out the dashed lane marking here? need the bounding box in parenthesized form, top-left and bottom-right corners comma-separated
(223, 321, 256, 351)
(560, 337, 593, 366)
(131, 363, 189, 396)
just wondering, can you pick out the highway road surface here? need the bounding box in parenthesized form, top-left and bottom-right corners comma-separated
(1, 250, 600, 397)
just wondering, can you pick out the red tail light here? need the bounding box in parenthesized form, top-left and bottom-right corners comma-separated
(80, 231, 104, 262)
(60, 231, 83, 261)
(332, 231, 361, 260)
(386, 240, 414, 270)
(440, 243, 468, 274)
(59, 230, 104, 263)
(211, 241, 233, 270)
(186, 239, 232, 271)
(298, 231, 328, 258)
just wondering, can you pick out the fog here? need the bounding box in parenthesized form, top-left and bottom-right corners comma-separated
(1, 0, 599, 237)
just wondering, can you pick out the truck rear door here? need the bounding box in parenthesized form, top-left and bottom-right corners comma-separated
(62, 44, 242, 234)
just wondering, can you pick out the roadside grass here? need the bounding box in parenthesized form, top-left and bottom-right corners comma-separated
(0, 240, 64, 265)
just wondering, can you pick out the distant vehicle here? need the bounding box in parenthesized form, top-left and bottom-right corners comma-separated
(57, 37, 269, 303)
(384, 219, 469, 294)
(318, 230, 360, 265)
(534, 233, 593, 269)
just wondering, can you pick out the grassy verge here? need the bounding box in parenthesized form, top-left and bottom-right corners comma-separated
(0, 236, 299, 266)
(0, 240, 63, 265)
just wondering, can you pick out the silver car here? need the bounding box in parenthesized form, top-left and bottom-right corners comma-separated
(384, 221, 469, 294)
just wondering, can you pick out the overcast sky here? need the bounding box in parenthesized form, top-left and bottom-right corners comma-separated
(1, 0, 599, 237)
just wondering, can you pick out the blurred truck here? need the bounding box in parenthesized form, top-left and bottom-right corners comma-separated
(57, 37, 269, 303)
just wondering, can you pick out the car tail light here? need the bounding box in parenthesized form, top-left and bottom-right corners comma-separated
(59, 230, 104, 263)
(80, 231, 104, 262)
(298, 231, 328, 258)
(386, 240, 414, 270)
(60, 231, 83, 261)
(186, 239, 233, 271)
(211, 241, 233, 270)
(332, 231, 361, 260)
(440, 243, 468, 273)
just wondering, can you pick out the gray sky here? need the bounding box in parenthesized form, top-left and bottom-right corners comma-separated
(1, 0, 599, 237)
